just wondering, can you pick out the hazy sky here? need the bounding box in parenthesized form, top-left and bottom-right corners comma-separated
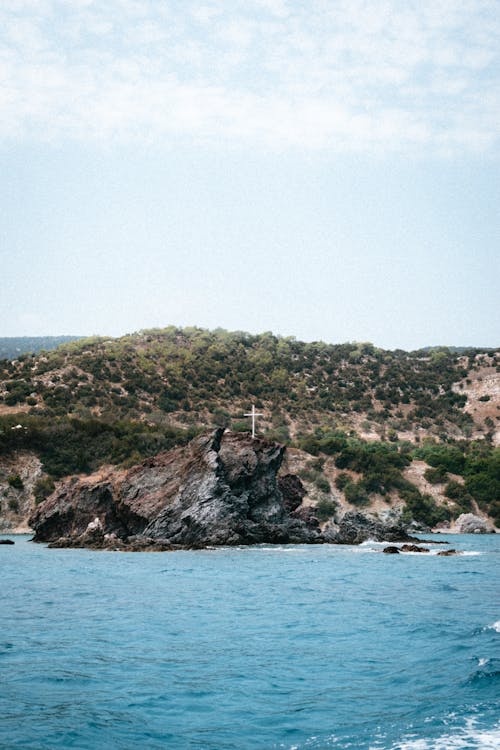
(1, 0, 499, 350)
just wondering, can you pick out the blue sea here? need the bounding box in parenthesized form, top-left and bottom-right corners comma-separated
(1, 534, 499, 750)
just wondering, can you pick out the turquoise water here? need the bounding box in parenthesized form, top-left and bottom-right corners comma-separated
(1, 534, 499, 750)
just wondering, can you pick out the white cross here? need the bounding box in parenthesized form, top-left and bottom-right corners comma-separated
(244, 404, 264, 439)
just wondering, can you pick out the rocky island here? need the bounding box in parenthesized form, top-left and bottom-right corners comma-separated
(30, 429, 416, 550)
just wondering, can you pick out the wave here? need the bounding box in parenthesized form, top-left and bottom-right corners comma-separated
(487, 620, 500, 633)
(388, 718, 500, 749)
(283, 718, 500, 749)
(466, 668, 500, 686)
(461, 551, 482, 556)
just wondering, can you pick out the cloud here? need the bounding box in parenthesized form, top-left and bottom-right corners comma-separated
(0, 0, 498, 154)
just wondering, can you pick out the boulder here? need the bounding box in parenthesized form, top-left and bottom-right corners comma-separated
(455, 513, 489, 534)
(383, 546, 400, 554)
(0, 539, 15, 545)
(400, 544, 430, 553)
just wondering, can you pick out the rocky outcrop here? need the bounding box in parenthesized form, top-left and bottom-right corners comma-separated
(0, 451, 43, 532)
(455, 513, 490, 534)
(322, 511, 415, 545)
(30, 430, 322, 549)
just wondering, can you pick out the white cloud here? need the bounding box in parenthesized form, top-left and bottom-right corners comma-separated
(0, 0, 498, 154)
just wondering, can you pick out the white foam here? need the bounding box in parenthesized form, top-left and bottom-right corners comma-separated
(488, 620, 500, 633)
(386, 718, 500, 750)
(460, 550, 482, 556)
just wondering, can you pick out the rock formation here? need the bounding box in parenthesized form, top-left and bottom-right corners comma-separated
(321, 511, 414, 545)
(30, 430, 424, 551)
(30, 429, 322, 549)
(455, 513, 490, 534)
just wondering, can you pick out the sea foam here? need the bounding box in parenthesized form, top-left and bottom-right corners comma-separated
(387, 718, 500, 749)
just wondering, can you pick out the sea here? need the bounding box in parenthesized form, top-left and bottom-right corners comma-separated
(1, 533, 499, 750)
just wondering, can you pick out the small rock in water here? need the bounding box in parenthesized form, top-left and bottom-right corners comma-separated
(437, 549, 460, 556)
(400, 544, 430, 553)
(383, 546, 400, 554)
(0, 539, 15, 545)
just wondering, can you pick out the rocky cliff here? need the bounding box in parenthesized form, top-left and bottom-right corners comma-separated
(0, 451, 42, 532)
(30, 430, 327, 549)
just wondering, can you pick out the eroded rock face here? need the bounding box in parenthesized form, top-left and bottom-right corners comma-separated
(30, 430, 321, 549)
(322, 511, 414, 545)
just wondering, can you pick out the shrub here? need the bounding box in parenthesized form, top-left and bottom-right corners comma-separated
(444, 480, 473, 513)
(7, 474, 23, 490)
(33, 476, 55, 504)
(335, 472, 351, 490)
(315, 497, 337, 521)
(344, 480, 370, 506)
(413, 443, 465, 474)
(315, 475, 331, 493)
(424, 466, 448, 484)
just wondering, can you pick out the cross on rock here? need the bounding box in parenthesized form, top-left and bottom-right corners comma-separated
(244, 404, 264, 439)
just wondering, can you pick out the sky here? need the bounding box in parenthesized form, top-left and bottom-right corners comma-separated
(1, 0, 499, 350)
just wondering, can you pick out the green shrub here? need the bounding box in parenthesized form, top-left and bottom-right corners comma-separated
(444, 480, 473, 513)
(413, 443, 465, 474)
(33, 476, 56, 504)
(335, 472, 351, 490)
(398, 479, 451, 527)
(7, 474, 23, 490)
(315, 497, 337, 521)
(0, 415, 199, 479)
(344, 480, 370, 506)
(315, 475, 331, 493)
(424, 466, 448, 484)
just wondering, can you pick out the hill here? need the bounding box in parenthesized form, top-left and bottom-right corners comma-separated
(0, 327, 498, 531)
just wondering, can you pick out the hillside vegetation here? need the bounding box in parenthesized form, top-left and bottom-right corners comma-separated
(0, 327, 498, 527)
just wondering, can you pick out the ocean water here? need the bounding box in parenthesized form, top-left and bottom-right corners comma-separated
(0, 534, 499, 750)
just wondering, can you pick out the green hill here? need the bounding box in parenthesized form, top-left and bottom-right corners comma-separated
(0, 327, 498, 527)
